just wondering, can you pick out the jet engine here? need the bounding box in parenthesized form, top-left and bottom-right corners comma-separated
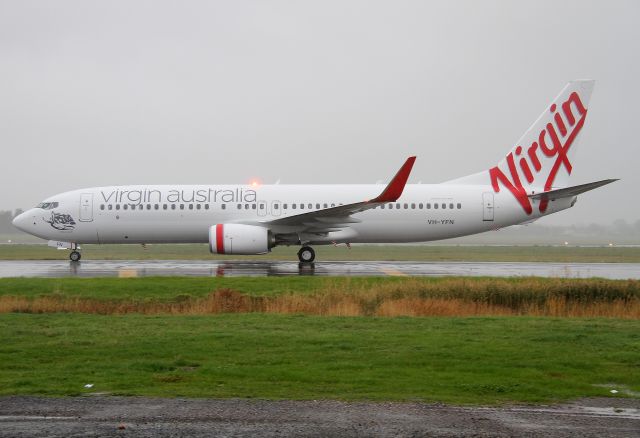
(209, 224, 275, 255)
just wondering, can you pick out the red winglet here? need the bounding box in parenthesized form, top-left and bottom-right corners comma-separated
(371, 156, 416, 203)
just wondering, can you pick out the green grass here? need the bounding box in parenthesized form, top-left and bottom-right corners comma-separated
(1, 243, 640, 262)
(0, 276, 347, 300)
(0, 313, 638, 404)
(2, 277, 638, 403)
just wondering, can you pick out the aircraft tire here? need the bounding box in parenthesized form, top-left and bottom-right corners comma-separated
(297, 246, 315, 263)
(70, 251, 81, 262)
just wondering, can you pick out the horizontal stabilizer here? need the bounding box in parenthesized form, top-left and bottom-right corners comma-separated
(528, 179, 618, 201)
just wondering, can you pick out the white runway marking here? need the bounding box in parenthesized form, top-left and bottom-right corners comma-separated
(0, 416, 75, 420)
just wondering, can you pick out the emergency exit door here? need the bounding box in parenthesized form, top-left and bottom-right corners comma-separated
(482, 192, 494, 221)
(79, 193, 94, 222)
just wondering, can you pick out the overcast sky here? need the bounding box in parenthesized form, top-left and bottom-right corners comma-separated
(1, 0, 638, 225)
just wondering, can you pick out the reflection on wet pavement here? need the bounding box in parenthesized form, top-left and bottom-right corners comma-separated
(0, 260, 639, 279)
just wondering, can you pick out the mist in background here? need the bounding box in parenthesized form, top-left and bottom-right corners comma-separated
(1, 0, 638, 227)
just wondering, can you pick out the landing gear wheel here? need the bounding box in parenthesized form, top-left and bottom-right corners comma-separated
(297, 246, 315, 263)
(69, 251, 81, 262)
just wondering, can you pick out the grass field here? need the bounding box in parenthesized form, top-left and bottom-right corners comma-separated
(1, 313, 638, 403)
(2, 277, 639, 404)
(1, 243, 640, 262)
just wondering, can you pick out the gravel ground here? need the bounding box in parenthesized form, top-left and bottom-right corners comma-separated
(0, 396, 638, 437)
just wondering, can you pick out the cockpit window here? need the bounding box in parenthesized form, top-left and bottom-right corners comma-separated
(36, 202, 59, 209)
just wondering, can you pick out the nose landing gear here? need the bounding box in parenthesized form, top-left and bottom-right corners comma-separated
(297, 246, 315, 263)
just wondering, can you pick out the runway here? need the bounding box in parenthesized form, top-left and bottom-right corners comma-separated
(1, 260, 639, 278)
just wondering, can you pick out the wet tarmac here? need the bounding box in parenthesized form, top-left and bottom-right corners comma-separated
(0, 260, 639, 278)
(0, 396, 638, 437)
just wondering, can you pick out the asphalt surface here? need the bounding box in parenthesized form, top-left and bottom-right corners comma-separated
(0, 260, 639, 278)
(0, 396, 638, 437)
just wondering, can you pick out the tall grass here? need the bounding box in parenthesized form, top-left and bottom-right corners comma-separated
(2, 278, 639, 318)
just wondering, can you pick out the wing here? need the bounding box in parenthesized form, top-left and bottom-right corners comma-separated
(260, 156, 416, 236)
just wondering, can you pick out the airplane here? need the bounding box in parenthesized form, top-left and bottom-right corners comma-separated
(13, 80, 616, 263)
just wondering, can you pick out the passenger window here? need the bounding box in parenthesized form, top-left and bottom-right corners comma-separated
(331, 203, 335, 207)
(163, 204, 167, 210)
(381, 204, 385, 209)
(419, 203, 423, 209)
(292, 204, 296, 209)
(205, 204, 210, 210)
(237, 204, 242, 209)
(396, 203, 400, 209)
(323, 203, 328, 208)
(316, 203, 320, 209)
(154, 204, 159, 210)
(283, 204, 287, 209)
(259, 204, 264, 210)
(171, 204, 176, 210)
(251, 204, 256, 210)
(411, 203, 416, 209)
(189, 204, 194, 210)
(308, 203, 312, 209)
(388, 204, 393, 209)
(116, 204, 121, 210)
(434, 204, 438, 209)
(197, 204, 202, 210)
(449, 203, 454, 209)
(100, 205, 105, 210)
(300, 204, 304, 210)
(442, 203, 446, 209)
(274, 204, 279, 209)
(123, 204, 128, 210)
(108, 205, 113, 210)
(146, 204, 151, 210)
(404, 203, 408, 209)
(222, 204, 226, 210)
(457, 203, 461, 209)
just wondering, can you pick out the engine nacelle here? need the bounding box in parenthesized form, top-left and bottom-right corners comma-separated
(209, 224, 274, 255)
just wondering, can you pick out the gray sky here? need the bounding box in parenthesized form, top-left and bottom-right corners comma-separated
(1, 0, 638, 225)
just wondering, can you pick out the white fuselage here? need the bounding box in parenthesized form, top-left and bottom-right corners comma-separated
(14, 183, 574, 246)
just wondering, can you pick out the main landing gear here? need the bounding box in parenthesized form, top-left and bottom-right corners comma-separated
(297, 246, 315, 263)
(69, 243, 81, 262)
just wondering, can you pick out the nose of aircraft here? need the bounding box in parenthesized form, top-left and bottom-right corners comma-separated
(12, 211, 30, 232)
